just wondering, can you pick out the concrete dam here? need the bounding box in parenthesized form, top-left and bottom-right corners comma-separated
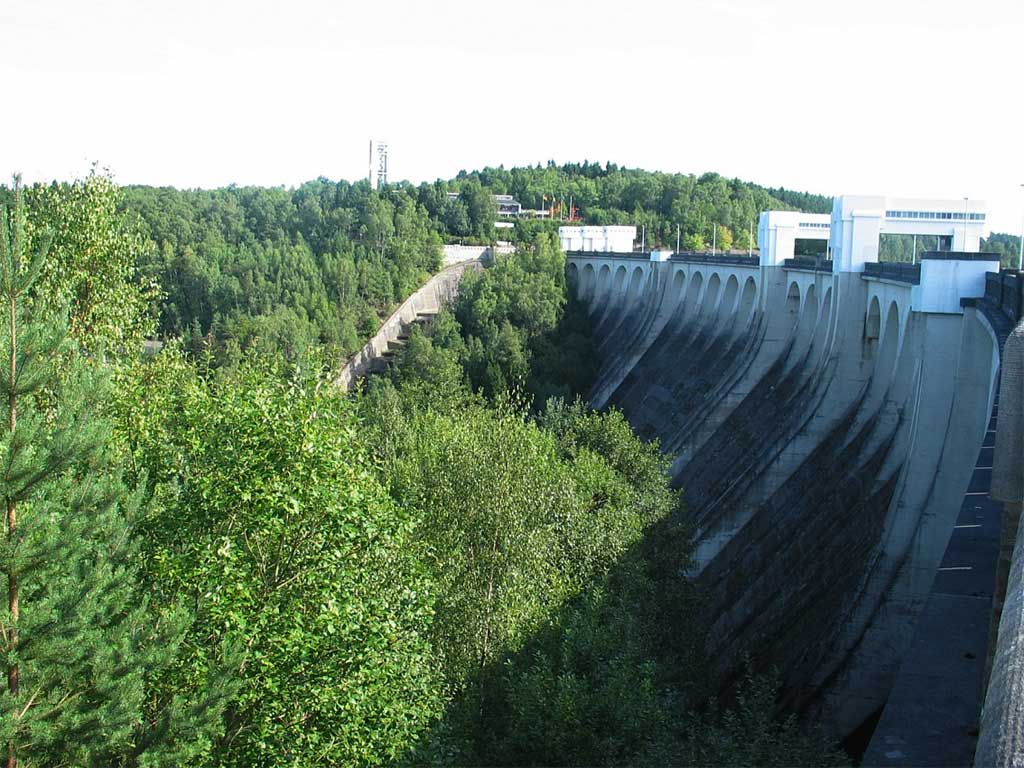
(566, 196, 1015, 760)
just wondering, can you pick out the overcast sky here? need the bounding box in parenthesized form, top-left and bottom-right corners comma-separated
(2, 0, 1022, 233)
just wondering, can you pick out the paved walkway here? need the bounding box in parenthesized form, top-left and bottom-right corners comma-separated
(863, 397, 1001, 767)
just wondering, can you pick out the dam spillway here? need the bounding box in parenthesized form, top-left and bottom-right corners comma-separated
(565, 197, 1007, 746)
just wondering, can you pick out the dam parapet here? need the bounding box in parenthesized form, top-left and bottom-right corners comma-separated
(566, 195, 1009, 756)
(968, 274, 1024, 768)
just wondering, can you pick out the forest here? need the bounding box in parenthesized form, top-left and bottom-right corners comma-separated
(0, 162, 946, 767)
(980, 231, 1022, 268)
(116, 163, 836, 370)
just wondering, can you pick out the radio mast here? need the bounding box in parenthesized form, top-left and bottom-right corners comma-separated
(368, 140, 388, 189)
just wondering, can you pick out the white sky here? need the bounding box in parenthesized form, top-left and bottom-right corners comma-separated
(2, 0, 1022, 233)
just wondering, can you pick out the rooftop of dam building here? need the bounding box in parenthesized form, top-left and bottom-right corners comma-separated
(563, 194, 1024, 768)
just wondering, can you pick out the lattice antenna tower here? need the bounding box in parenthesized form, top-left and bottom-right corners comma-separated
(368, 139, 388, 189)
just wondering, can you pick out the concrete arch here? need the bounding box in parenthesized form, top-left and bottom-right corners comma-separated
(875, 300, 901, 383)
(579, 263, 593, 302)
(812, 286, 833, 356)
(797, 283, 819, 348)
(738, 276, 757, 325)
(597, 264, 611, 300)
(884, 299, 903, 346)
(567, 261, 579, 287)
(627, 266, 646, 305)
(672, 269, 687, 308)
(703, 272, 722, 318)
(685, 271, 704, 319)
(721, 274, 740, 320)
(803, 284, 818, 329)
(819, 287, 833, 327)
(612, 265, 627, 302)
(865, 295, 881, 360)
(864, 296, 880, 342)
(786, 281, 801, 328)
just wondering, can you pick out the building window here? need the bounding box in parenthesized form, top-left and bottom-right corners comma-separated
(885, 210, 985, 223)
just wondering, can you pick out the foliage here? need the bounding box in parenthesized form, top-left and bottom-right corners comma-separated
(982, 232, 1022, 268)
(0, 179, 222, 766)
(878, 232, 1021, 267)
(402, 230, 597, 402)
(715, 223, 734, 251)
(640, 670, 851, 767)
(479, 559, 666, 767)
(122, 180, 442, 367)
(359, 371, 680, 766)
(877, 233, 941, 263)
(17, 169, 158, 355)
(113, 353, 442, 766)
(394, 396, 672, 682)
(437, 162, 833, 251)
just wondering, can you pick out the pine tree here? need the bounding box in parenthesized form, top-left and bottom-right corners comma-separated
(0, 177, 227, 766)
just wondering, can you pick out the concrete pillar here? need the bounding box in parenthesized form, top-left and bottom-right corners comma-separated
(830, 198, 884, 274)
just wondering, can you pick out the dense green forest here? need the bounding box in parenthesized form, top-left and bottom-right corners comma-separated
(122, 180, 444, 366)
(0, 168, 853, 766)
(434, 162, 833, 252)
(115, 163, 834, 369)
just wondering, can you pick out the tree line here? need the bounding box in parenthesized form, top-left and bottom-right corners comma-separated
(122, 179, 443, 367)
(109, 164, 840, 373)
(442, 162, 833, 251)
(981, 232, 1022, 268)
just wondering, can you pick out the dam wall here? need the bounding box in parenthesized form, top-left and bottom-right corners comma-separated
(566, 197, 1002, 739)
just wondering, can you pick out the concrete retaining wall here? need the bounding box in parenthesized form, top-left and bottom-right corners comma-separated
(335, 259, 482, 391)
(442, 243, 514, 266)
(977, 505, 1024, 767)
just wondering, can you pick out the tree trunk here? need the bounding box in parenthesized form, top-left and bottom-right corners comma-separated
(6, 284, 18, 768)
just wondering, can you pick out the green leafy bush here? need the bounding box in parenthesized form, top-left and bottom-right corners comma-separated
(115, 354, 442, 766)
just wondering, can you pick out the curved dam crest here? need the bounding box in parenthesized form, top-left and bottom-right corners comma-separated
(566, 200, 1004, 739)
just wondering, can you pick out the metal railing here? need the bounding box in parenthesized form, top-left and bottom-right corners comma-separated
(783, 256, 833, 272)
(565, 250, 759, 267)
(564, 250, 649, 260)
(670, 252, 759, 267)
(985, 271, 1024, 324)
(863, 262, 921, 284)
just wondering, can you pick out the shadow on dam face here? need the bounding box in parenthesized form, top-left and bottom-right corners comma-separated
(570, 254, 1002, 743)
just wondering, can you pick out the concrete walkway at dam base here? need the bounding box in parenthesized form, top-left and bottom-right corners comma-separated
(862, 396, 1001, 767)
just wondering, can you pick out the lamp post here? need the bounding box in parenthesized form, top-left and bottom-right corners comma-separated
(963, 197, 969, 252)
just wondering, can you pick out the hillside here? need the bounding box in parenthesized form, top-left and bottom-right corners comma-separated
(121, 164, 831, 366)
